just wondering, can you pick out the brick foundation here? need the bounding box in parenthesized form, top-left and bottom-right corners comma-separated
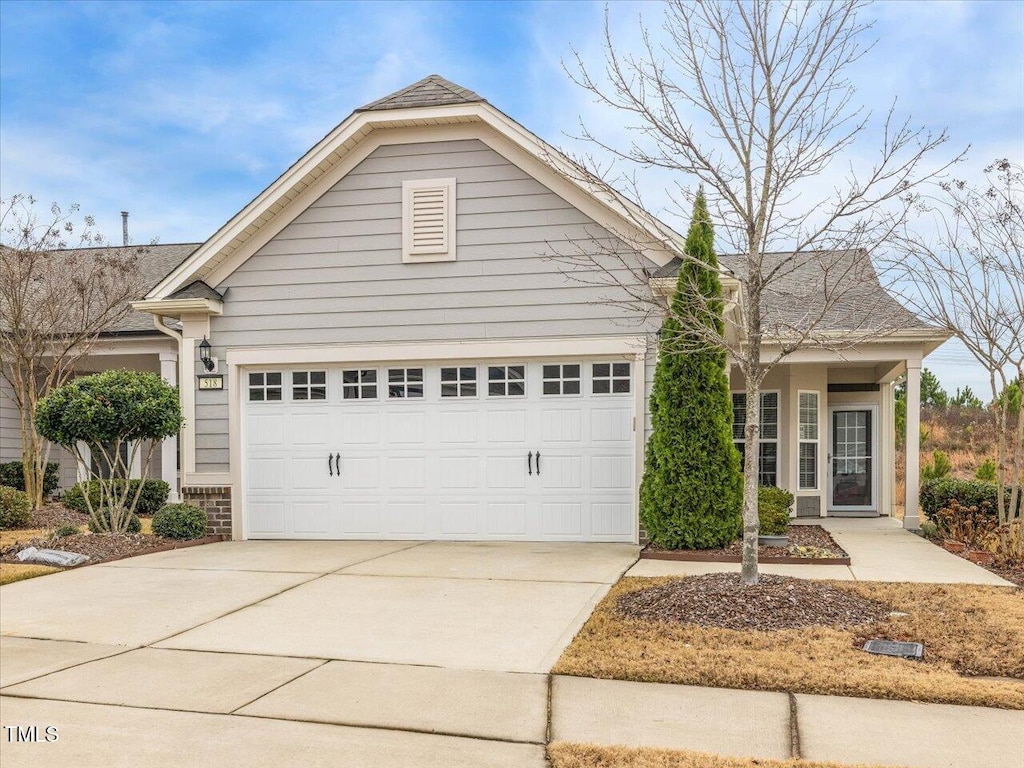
(181, 486, 233, 538)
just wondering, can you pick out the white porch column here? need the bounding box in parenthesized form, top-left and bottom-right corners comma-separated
(904, 363, 922, 530)
(159, 351, 180, 502)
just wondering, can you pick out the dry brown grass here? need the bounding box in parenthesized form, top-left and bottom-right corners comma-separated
(554, 577, 1024, 709)
(548, 744, 902, 768)
(0, 527, 50, 550)
(0, 563, 59, 586)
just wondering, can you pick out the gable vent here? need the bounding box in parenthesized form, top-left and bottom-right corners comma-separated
(402, 178, 456, 263)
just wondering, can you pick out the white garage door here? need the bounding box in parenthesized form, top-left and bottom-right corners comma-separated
(242, 359, 636, 541)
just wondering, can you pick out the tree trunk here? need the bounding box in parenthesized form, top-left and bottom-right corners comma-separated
(740, 373, 761, 585)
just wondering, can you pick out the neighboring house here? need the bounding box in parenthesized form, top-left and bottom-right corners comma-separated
(0, 75, 948, 541)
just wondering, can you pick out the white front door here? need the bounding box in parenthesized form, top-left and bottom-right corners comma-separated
(242, 359, 636, 541)
(827, 406, 878, 512)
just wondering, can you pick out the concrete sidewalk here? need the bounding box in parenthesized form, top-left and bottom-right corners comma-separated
(627, 516, 1015, 586)
(551, 675, 1024, 768)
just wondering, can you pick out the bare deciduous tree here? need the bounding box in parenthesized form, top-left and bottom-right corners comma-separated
(0, 194, 146, 508)
(888, 160, 1024, 560)
(558, 0, 959, 583)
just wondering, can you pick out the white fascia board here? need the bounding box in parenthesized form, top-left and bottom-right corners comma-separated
(149, 101, 688, 300)
(226, 336, 648, 368)
(132, 298, 224, 316)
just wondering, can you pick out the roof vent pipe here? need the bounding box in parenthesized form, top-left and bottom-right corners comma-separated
(121, 211, 129, 246)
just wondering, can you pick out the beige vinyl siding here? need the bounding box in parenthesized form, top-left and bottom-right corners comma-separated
(197, 138, 659, 473)
(1, 376, 21, 463)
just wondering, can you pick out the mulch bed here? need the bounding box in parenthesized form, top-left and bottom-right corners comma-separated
(616, 573, 892, 631)
(1, 531, 223, 568)
(28, 502, 89, 529)
(642, 524, 849, 564)
(926, 537, 1024, 588)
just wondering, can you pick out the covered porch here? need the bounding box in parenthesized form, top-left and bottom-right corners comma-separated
(729, 338, 941, 529)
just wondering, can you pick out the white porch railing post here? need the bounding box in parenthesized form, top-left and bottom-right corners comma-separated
(159, 351, 180, 502)
(904, 363, 922, 530)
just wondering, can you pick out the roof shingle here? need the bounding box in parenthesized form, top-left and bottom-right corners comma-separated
(355, 74, 484, 112)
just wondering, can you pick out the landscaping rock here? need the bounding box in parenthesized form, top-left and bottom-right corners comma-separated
(16, 547, 89, 567)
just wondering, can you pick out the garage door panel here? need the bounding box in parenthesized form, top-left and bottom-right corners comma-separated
(591, 455, 633, 490)
(292, 499, 330, 534)
(290, 412, 331, 446)
(592, 501, 633, 536)
(541, 502, 583, 536)
(340, 501, 381, 534)
(486, 501, 527, 536)
(248, 500, 286, 535)
(385, 457, 427, 489)
(487, 410, 528, 443)
(541, 409, 582, 442)
(248, 458, 285, 491)
(386, 502, 427, 534)
(291, 456, 332, 491)
(339, 411, 380, 444)
(339, 456, 379, 490)
(486, 455, 529, 489)
(439, 456, 480, 489)
(386, 410, 426, 444)
(247, 413, 285, 446)
(591, 408, 632, 442)
(441, 502, 479, 535)
(439, 410, 479, 443)
(539, 454, 583, 490)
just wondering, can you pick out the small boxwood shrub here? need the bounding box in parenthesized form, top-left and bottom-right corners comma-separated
(0, 461, 60, 497)
(758, 486, 794, 536)
(63, 479, 170, 517)
(152, 504, 208, 540)
(920, 478, 1021, 524)
(87, 510, 141, 534)
(54, 524, 81, 538)
(0, 486, 32, 530)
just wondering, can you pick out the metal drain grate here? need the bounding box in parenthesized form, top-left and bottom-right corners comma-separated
(863, 639, 924, 660)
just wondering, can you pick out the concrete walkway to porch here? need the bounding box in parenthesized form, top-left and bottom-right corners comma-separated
(627, 516, 1015, 586)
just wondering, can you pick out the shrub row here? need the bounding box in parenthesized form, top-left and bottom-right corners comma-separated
(0, 486, 32, 530)
(920, 477, 1022, 523)
(758, 485, 794, 536)
(0, 461, 60, 497)
(152, 504, 208, 540)
(62, 479, 170, 517)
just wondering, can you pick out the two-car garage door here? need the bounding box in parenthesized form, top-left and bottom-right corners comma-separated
(243, 359, 636, 542)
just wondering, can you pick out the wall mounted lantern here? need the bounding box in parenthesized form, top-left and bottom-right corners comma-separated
(199, 336, 216, 372)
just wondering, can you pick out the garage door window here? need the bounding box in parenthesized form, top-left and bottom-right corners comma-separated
(248, 372, 282, 402)
(388, 367, 424, 398)
(441, 366, 477, 397)
(292, 371, 327, 401)
(543, 364, 581, 395)
(342, 369, 377, 400)
(488, 365, 525, 396)
(592, 362, 630, 394)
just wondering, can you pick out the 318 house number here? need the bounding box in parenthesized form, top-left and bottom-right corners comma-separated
(3, 725, 59, 742)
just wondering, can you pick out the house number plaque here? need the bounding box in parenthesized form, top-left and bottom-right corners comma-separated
(197, 375, 224, 390)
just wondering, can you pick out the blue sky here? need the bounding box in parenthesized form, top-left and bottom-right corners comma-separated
(1, 0, 1022, 396)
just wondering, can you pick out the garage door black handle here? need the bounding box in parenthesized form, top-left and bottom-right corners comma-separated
(328, 453, 333, 476)
(536, 451, 541, 476)
(527, 451, 533, 476)
(335, 452, 341, 476)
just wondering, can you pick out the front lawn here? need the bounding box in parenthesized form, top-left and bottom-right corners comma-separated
(548, 744, 900, 768)
(554, 575, 1024, 709)
(0, 563, 60, 586)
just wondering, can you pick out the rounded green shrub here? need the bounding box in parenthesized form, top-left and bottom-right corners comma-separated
(758, 486, 793, 536)
(152, 504, 208, 540)
(0, 486, 32, 530)
(0, 461, 60, 497)
(920, 477, 1021, 523)
(54, 524, 81, 538)
(87, 510, 141, 535)
(62, 479, 170, 516)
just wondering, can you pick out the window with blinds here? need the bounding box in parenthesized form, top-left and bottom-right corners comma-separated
(402, 178, 456, 262)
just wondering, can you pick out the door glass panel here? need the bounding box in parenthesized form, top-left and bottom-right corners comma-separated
(831, 410, 872, 507)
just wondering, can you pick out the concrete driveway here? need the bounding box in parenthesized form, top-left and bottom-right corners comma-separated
(0, 540, 638, 767)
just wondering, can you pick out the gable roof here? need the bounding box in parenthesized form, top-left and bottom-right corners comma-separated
(356, 74, 484, 112)
(656, 250, 935, 334)
(145, 75, 688, 299)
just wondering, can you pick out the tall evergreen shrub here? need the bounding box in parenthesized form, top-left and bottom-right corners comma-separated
(639, 192, 743, 548)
